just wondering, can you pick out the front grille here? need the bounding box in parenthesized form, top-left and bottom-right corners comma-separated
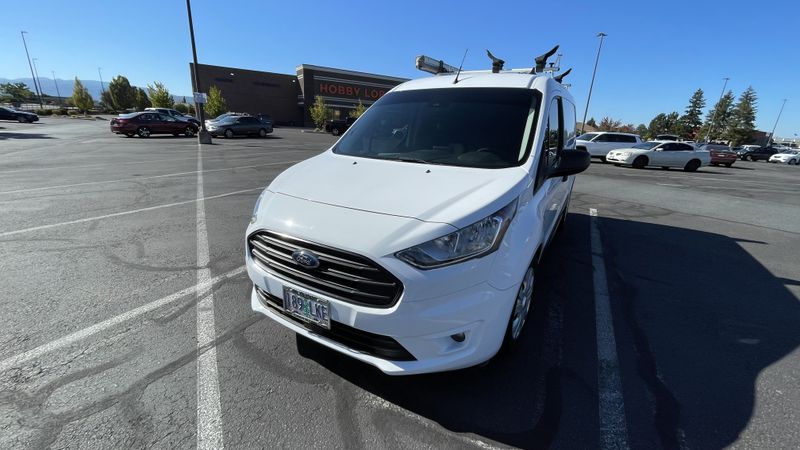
(255, 286, 415, 361)
(248, 230, 403, 308)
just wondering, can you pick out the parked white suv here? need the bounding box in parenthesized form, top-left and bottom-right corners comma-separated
(246, 65, 590, 375)
(576, 131, 642, 161)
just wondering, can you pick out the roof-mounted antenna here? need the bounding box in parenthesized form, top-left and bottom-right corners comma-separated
(486, 50, 505, 73)
(531, 45, 559, 74)
(554, 68, 572, 83)
(453, 49, 468, 84)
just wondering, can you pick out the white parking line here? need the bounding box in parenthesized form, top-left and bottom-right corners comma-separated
(0, 265, 246, 373)
(195, 143, 225, 449)
(0, 160, 300, 195)
(589, 208, 630, 450)
(0, 187, 263, 238)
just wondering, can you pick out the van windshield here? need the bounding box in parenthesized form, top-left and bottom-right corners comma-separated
(332, 88, 540, 168)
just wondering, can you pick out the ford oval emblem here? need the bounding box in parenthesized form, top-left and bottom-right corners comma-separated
(292, 249, 320, 269)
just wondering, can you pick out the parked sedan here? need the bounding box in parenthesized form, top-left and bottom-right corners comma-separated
(768, 150, 800, 165)
(606, 141, 710, 171)
(207, 116, 272, 138)
(0, 106, 39, 123)
(144, 107, 200, 125)
(110, 112, 199, 137)
(738, 146, 777, 161)
(699, 144, 737, 167)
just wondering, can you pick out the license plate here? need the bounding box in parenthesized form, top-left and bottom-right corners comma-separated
(282, 287, 330, 329)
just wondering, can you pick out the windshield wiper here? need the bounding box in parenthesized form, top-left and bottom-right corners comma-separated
(382, 155, 450, 165)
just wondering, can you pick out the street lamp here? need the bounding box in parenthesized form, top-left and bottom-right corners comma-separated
(186, 0, 212, 144)
(20, 31, 43, 108)
(32, 58, 44, 105)
(766, 99, 787, 147)
(581, 32, 606, 134)
(704, 77, 730, 143)
(98, 67, 106, 94)
(51, 71, 62, 105)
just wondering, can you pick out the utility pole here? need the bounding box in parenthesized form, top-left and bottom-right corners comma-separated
(766, 99, 787, 147)
(704, 77, 729, 143)
(51, 71, 62, 105)
(581, 32, 606, 134)
(20, 31, 43, 108)
(32, 58, 44, 105)
(98, 67, 106, 94)
(186, 0, 212, 143)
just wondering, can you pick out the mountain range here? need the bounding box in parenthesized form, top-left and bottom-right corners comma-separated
(0, 77, 190, 103)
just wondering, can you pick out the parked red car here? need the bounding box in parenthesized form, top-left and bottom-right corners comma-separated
(110, 112, 198, 138)
(700, 144, 737, 167)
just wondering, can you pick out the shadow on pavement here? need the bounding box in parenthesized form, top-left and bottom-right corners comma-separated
(0, 132, 54, 140)
(295, 213, 799, 449)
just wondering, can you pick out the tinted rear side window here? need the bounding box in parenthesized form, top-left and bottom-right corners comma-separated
(622, 135, 638, 143)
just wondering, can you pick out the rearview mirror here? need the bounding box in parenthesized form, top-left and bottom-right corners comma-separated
(548, 149, 590, 178)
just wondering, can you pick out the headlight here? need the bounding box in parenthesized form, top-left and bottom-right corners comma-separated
(396, 199, 518, 269)
(250, 190, 266, 224)
(619, 151, 632, 157)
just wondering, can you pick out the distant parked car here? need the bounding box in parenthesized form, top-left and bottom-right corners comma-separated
(110, 112, 199, 138)
(606, 141, 710, 171)
(207, 115, 272, 138)
(575, 131, 642, 162)
(738, 146, 777, 161)
(0, 106, 39, 123)
(699, 144, 737, 167)
(324, 116, 357, 136)
(144, 107, 200, 125)
(768, 149, 800, 165)
(204, 112, 249, 128)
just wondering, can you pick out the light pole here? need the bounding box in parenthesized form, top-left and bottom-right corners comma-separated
(51, 71, 62, 105)
(32, 58, 44, 105)
(98, 67, 106, 95)
(581, 32, 606, 134)
(20, 31, 43, 108)
(704, 77, 729, 143)
(186, 0, 212, 144)
(766, 99, 787, 147)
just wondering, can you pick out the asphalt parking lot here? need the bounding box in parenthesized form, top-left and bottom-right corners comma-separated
(1, 118, 799, 449)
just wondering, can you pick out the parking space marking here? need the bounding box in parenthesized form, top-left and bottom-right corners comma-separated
(0, 187, 262, 238)
(0, 160, 301, 196)
(589, 207, 630, 450)
(195, 143, 225, 449)
(0, 265, 246, 373)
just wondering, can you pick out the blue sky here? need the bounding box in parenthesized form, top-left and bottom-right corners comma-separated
(2, 0, 798, 138)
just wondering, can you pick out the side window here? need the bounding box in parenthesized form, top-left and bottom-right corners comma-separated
(677, 143, 693, 151)
(623, 135, 638, 143)
(542, 98, 562, 169)
(563, 100, 577, 150)
(660, 143, 676, 151)
(594, 134, 611, 142)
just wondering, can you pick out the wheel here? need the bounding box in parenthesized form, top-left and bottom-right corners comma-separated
(17, 116, 26, 123)
(684, 159, 701, 172)
(258, 128, 267, 137)
(224, 129, 234, 138)
(747, 155, 755, 161)
(725, 162, 733, 167)
(137, 126, 151, 138)
(184, 126, 196, 137)
(502, 264, 535, 348)
(632, 155, 648, 169)
(331, 127, 340, 136)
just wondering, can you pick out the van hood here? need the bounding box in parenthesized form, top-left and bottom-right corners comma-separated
(267, 152, 528, 228)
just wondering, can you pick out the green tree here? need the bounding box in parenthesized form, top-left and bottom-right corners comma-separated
(175, 103, 189, 114)
(586, 117, 597, 128)
(133, 87, 151, 110)
(700, 90, 735, 142)
(0, 82, 35, 103)
(309, 96, 332, 130)
(147, 81, 174, 108)
(348, 100, 367, 119)
(100, 91, 116, 111)
(680, 88, 705, 139)
(204, 86, 227, 118)
(635, 123, 648, 139)
(186, 103, 195, 115)
(71, 77, 94, 113)
(725, 87, 757, 146)
(108, 75, 136, 110)
(598, 116, 623, 131)
(648, 111, 681, 137)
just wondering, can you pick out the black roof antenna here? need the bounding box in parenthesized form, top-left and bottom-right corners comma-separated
(531, 45, 559, 74)
(453, 49, 468, 84)
(486, 50, 505, 73)
(554, 68, 572, 83)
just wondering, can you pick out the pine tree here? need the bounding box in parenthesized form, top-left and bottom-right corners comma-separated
(700, 90, 735, 142)
(648, 112, 681, 137)
(147, 81, 174, 108)
(108, 75, 136, 110)
(71, 77, 94, 113)
(725, 87, 757, 146)
(133, 87, 151, 111)
(204, 86, 227, 118)
(680, 89, 705, 139)
(586, 117, 597, 128)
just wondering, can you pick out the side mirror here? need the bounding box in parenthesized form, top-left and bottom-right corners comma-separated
(548, 149, 590, 179)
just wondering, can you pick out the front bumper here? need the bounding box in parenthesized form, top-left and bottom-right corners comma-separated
(247, 257, 517, 375)
(605, 152, 635, 164)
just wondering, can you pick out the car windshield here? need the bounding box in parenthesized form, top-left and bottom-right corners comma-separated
(332, 88, 539, 168)
(577, 133, 598, 141)
(632, 142, 660, 150)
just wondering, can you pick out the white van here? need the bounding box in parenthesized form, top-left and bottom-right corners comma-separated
(246, 56, 590, 375)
